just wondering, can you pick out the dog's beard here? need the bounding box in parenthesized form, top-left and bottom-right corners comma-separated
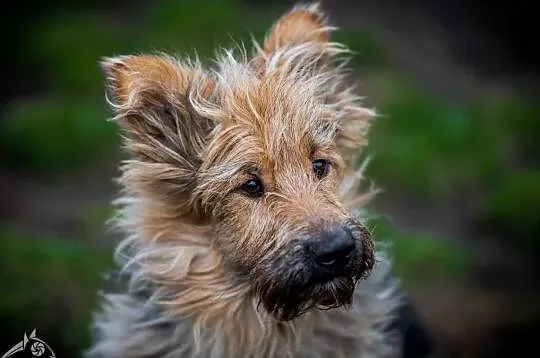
(253, 237, 373, 321)
(248, 220, 374, 321)
(255, 274, 358, 321)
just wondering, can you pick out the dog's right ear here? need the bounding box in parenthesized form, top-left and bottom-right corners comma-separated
(101, 55, 217, 208)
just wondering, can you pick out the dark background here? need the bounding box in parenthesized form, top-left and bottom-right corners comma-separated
(1, 1, 539, 357)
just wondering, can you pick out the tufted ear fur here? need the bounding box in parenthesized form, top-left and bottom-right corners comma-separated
(101, 55, 217, 213)
(251, 2, 335, 74)
(262, 2, 330, 54)
(252, 2, 375, 162)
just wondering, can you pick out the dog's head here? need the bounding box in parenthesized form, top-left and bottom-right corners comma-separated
(102, 3, 375, 321)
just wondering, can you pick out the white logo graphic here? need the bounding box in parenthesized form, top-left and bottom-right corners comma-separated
(1, 329, 56, 358)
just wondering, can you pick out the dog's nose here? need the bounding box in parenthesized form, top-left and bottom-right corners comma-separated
(309, 228, 356, 268)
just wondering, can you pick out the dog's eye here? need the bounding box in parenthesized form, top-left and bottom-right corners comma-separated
(240, 178, 264, 198)
(312, 159, 329, 179)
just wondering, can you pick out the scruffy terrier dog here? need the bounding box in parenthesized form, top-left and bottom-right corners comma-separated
(87, 3, 433, 358)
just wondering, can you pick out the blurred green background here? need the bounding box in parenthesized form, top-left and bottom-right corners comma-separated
(1, 0, 538, 357)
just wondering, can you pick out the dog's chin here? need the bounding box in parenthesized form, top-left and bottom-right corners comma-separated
(258, 276, 358, 322)
(314, 277, 356, 307)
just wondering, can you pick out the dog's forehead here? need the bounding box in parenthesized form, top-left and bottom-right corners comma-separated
(219, 74, 334, 151)
(220, 102, 329, 169)
(201, 60, 342, 179)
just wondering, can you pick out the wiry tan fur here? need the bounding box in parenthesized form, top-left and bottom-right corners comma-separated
(87, 3, 404, 357)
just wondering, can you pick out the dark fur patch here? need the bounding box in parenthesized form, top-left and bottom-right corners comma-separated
(253, 220, 374, 321)
(387, 298, 435, 358)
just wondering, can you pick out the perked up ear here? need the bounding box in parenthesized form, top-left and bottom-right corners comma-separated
(262, 2, 329, 53)
(251, 2, 339, 73)
(100, 55, 217, 207)
(254, 2, 375, 161)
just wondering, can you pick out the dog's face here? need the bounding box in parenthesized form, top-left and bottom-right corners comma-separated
(102, 3, 375, 321)
(202, 74, 375, 320)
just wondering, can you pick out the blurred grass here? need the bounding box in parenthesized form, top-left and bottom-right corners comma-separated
(390, 232, 471, 284)
(76, 204, 117, 240)
(0, 98, 118, 174)
(366, 213, 472, 285)
(334, 29, 387, 65)
(23, 14, 128, 93)
(0, 229, 112, 353)
(481, 169, 540, 248)
(364, 70, 539, 243)
(479, 93, 540, 162)
(141, 0, 256, 55)
(365, 70, 507, 197)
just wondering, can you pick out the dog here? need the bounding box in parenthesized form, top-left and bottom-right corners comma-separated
(86, 2, 433, 357)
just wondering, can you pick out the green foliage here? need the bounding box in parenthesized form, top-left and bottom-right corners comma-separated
(334, 29, 386, 65)
(141, 0, 254, 57)
(389, 232, 471, 284)
(23, 14, 128, 93)
(479, 93, 540, 162)
(365, 70, 504, 197)
(0, 229, 112, 353)
(0, 97, 118, 174)
(481, 170, 540, 247)
(365, 213, 472, 284)
(77, 204, 116, 239)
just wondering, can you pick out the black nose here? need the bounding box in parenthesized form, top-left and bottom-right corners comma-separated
(308, 227, 356, 268)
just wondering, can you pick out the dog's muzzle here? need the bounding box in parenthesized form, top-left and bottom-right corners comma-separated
(253, 220, 374, 321)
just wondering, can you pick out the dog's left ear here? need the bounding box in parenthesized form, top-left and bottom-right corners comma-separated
(253, 3, 375, 160)
(260, 2, 329, 56)
(252, 2, 332, 73)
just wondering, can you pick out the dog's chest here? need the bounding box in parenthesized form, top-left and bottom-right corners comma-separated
(166, 310, 397, 358)
(87, 261, 401, 358)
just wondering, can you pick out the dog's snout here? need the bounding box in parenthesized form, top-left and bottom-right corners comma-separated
(308, 227, 356, 268)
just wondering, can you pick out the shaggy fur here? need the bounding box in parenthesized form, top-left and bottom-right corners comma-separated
(87, 3, 433, 357)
